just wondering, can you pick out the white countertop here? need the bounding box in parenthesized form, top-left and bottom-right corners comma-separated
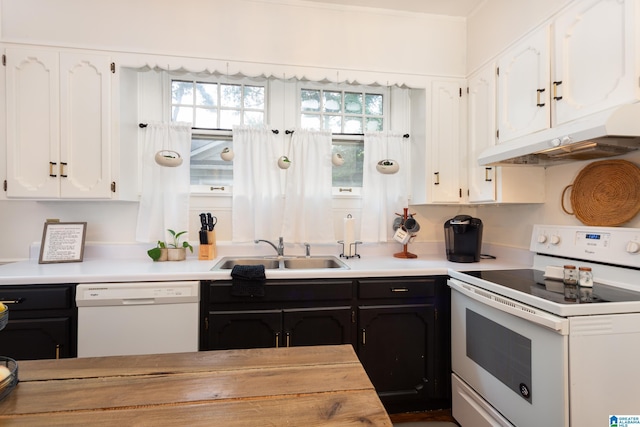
(0, 241, 533, 285)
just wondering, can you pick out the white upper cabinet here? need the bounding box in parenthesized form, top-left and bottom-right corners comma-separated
(5, 48, 114, 199)
(410, 80, 465, 204)
(552, 0, 638, 125)
(497, 0, 639, 144)
(497, 26, 551, 143)
(468, 63, 545, 204)
(430, 80, 463, 203)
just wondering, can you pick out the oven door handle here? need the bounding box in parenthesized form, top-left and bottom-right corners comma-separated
(448, 278, 569, 335)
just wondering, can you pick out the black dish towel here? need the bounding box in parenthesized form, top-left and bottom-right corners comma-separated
(230, 265, 266, 297)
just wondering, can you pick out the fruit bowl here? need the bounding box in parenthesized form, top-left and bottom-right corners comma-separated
(0, 356, 18, 401)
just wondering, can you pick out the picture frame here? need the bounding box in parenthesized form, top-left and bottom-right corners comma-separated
(38, 222, 87, 264)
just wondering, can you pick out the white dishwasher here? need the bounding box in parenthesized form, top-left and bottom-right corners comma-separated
(76, 281, 200, 358)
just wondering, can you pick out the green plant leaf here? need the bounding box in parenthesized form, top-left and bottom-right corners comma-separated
(147, 247, 162, 261)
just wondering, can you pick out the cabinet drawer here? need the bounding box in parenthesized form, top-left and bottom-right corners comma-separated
(358, 277, 436, 300)
(208, 279, 354, 303)
(0, 285, 74, 311)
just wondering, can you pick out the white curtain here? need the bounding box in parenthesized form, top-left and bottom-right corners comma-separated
(136, 122, 192, 243)
(360, 132, 410, 242)
(232, 125, 284, 242)
(281, 129, 335, 243)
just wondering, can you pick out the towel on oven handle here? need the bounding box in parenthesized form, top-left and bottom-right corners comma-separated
(230, 265, 266, 297)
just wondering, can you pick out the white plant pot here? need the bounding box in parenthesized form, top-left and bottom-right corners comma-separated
(278, 156, 292, 169)
(376, 159, 399, 174)
(154, 150, 183, 167)
(220, 147, 234, 161)
(332, 153, 345, 166)
(167, 248, 186, 261)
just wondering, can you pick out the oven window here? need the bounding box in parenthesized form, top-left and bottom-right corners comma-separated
(466, 309, 532, 403)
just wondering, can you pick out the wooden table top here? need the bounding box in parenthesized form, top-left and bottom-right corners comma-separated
(0, 345, 392, 426)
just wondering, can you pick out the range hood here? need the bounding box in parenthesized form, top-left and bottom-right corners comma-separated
(478, 103, 640, 166)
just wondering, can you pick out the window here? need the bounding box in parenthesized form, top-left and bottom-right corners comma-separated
(171, 80, 266, 129)
(300, 86, 386, 192)
(300, 88, 384, 133)
(171, 78, 266, 192)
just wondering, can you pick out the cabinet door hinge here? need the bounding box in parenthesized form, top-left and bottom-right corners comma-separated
(3, 180, 7, 192)
(110, 62, 115, 73)
(459, 87, 462, 97)
(2, 54, 5, 66)
(459, 188, 462, 198)
(111, 182, 116, 192)
(204, 316, 209, 331)
(496, 129, 500, 140)
(496, 66, 500, 76)
(351, 310, 356, 324)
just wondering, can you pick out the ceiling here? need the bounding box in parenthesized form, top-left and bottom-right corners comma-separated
(304, 0, 485, 17)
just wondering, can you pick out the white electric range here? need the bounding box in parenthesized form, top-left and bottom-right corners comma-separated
(448, 224, 640, 427)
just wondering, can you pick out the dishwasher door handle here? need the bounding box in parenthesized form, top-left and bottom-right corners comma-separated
(122, 298, 156, 305)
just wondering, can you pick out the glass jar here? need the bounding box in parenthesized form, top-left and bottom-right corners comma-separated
(578, 267, 593, 302)
(563, 265, 579, 301)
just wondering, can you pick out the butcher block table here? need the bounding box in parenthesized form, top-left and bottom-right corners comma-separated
(0, 344, 391, 426)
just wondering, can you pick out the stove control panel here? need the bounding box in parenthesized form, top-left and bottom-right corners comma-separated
(531, 225, 640, 268)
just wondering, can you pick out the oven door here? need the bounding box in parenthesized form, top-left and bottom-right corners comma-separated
(449, 278, 570, 427)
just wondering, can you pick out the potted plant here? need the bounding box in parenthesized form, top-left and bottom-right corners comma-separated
(147, 240, 168, 262)
(166, 229, 193, 261)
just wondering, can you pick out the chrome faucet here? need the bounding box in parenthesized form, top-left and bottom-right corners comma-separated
(254, 237, 285, 257)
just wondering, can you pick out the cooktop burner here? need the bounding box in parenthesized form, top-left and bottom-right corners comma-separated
(463, 269, 640, 305)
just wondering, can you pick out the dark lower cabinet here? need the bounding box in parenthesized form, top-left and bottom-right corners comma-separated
(203, 279, 355, 350)
(356, 276, 451, 414)
(201, 275, 451, 414)
(0, 284, 77, 360)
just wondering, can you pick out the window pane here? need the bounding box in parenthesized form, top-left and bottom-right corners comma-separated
(196, 83, 217, 106)
(344, 116, 363, 133)
(344, 92, 363, 114)
(301, 89, 321, 112)
(220, 109, 241, 128)
(332, 142, 364, 187)
(173, 106, 193, 124)
(195, 108, 217, 128)
(172, 81, 193, 104)
(221, 84, 242, 107)
(365, 94, 383, 115)
(324, 115, 342, 133)
(190, 137, 233, 186)
(323, 91, 342, 113)
(366, 117, 383, 132)
(244, 111, 264, 126)
(244, 86, 265, 109)
(301, 114, 321, 130)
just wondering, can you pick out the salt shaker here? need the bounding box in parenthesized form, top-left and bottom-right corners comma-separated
(563, 265, 579, 301)
(578, 267, 593, 302)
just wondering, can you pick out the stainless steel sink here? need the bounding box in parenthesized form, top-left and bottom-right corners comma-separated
(213, 258, 280, 270)
(211, 256, 349, 270)
(283, 257, 347, 269)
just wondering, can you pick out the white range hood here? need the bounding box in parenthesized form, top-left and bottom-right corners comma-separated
(478, 103, 640, 166)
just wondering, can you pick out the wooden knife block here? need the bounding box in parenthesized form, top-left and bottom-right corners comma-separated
(198, 231, 217, 260)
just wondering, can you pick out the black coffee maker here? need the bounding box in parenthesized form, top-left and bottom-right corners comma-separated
(444, 215, 483, 263)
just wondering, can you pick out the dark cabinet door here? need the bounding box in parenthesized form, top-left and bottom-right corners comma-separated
(357, 303, 436, 413)
(0, 318, 72, 360)
(283, 306, 353, 347)
(208, 309, 282, 350)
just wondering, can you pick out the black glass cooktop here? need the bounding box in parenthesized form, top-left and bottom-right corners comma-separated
(462, 269, 640, 305)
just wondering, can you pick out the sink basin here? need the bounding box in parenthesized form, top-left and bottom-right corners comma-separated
(283, 257, 348, 269)
(211, 256, 349, 270)
(213, 258, 280, 270)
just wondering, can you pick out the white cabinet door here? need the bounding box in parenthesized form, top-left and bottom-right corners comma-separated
(60, 53, 112, 198)
(468, 64, 497, 203)
(430, 80, 462, 203)
(469, 64, 546, 204)
(552, 0, 638, 125)
(5, 48, 113, 199)
(496, 26, 550, 143)
(6, 48, 61, 198)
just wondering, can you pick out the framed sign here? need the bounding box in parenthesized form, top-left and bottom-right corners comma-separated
(39, 222, 87, 264)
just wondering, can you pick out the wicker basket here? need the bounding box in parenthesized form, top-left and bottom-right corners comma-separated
(562, 159, 640, 226)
